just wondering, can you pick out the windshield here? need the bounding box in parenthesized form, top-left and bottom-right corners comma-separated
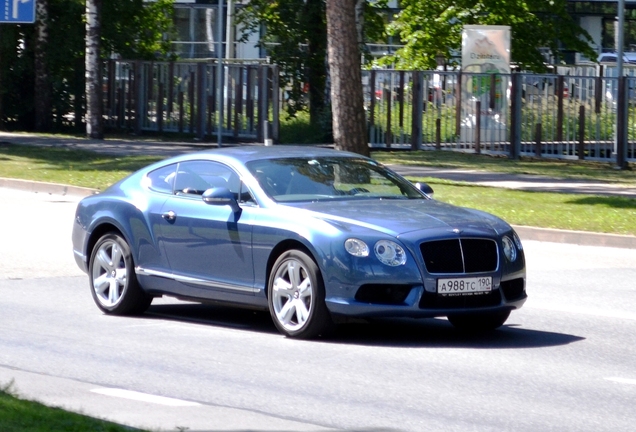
(246, 157, 425, 202)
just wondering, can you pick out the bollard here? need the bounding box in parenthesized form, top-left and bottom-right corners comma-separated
(264, 120, 273, 146)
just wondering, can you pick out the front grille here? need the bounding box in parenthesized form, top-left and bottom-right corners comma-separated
(355, 284, 413, 305)
(419, 290, 502, 309)
(420, 238, 498, 274)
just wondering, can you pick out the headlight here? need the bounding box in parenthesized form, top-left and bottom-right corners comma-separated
(513, 232, 523, 250)
(502, 236, 517, 262)
(345, 238, 369, 257)
(374, 240, 407, 266)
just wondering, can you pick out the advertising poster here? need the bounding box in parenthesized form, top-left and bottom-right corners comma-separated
(460, 25, 511, 144)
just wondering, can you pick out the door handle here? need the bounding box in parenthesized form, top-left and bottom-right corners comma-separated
(162, 210, 176, 222)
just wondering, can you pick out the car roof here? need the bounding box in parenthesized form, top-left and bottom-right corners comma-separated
(165, 145, 369, 165)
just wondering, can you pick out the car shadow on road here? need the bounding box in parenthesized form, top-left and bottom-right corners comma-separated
(144, 303, 583, 349)
(326, 318, 584, 349)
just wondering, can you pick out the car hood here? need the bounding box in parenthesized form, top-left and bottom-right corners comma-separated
(284, 199, 511, 237)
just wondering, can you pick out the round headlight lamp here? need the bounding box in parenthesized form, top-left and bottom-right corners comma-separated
(374, 240, 407, 266)
(502, 236, 517, 262)
(513, 232, 523, 250)
(344, 238, 369, 257)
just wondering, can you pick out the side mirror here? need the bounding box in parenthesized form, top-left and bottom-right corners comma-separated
(415, 182, 434, 198)
(202, 187, 240, 213)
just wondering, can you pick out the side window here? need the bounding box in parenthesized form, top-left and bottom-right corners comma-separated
(175, 161, 247, 200)
(146, 164, 177, 194)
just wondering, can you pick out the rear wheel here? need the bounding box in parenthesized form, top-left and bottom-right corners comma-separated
(447, 310, 510, 332)
(268, 250, 334, 339)
(88, 233, 152, 315)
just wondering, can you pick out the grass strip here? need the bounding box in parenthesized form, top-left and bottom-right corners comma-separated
(415, 177, 636, 236)
(0, 142, 163, 191)
(372, 150, 636, 185)
(0, 382, 142, 432)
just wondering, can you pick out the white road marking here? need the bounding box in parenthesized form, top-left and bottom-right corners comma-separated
(606, 377, 636, 386)
(91, 388, 200, 406)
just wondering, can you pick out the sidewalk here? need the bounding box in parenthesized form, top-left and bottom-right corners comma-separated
(1, 131, 635, 248)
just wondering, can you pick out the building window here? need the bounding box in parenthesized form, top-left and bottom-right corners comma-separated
(173, 5, 225, 59)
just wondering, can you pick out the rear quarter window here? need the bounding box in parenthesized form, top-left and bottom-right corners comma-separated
(145, 164, 177, 194)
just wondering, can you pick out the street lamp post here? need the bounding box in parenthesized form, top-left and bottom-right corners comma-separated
(616, 0, 627, 169)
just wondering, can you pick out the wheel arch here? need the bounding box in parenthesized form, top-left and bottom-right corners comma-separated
(86, 222, 126, 263)
(264, 240, 318, 299)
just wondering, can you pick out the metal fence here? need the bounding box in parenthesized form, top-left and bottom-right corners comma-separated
(104, 60, 280, 142)
(104, 60, 635, 165)
(363, 69, 636, 165)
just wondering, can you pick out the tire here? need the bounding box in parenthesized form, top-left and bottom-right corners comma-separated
(88, 232, 152, 315)
(447, 310, 511, 332)
(268, 250, 334, 339)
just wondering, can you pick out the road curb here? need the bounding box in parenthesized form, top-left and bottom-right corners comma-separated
(513, 225, 636, 250)
(0, 177, 98, 197)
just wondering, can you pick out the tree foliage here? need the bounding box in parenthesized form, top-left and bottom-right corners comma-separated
(236, 0, 327, 124)
(0, 0, 175, 131)
(237, 0, 387, 129)
(384, 0, 597, 72)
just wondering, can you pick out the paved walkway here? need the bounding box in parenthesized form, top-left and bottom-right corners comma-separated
(1, 131, 635, 248)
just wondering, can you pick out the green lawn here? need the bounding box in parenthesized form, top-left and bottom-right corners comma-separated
(413, 177, 636, 236)
(371, 150, 636, 185)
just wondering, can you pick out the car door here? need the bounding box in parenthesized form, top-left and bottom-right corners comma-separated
(157, 160, 255, 294)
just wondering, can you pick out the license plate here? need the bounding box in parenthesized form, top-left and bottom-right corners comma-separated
(437, 277, 492, 295)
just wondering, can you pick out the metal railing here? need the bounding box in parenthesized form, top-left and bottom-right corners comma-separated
(363, 69, 635, 165)
(103, 60, 280, 142)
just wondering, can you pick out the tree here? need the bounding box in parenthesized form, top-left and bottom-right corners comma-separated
(237, 0, 328, 128)
(0, 0, 174, 132)
(385, 0, 597, 72)
(35, 0, 52, 132)
(326, 0, 368, 156)
(237, 0, 387, 137)
(85, 0, 103, 139)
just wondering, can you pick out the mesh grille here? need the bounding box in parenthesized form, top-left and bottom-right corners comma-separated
(420, 238, 498, 274)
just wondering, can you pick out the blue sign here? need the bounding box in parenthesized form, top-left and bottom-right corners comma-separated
(1, 0, 36, 24)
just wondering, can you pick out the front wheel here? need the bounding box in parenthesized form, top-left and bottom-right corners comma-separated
(268, 250, 334, 339)
(88, 232, 152, 315)
(447, 310, 511, 332)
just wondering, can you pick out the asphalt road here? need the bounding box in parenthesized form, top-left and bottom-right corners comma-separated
(1, 188, 636, 431)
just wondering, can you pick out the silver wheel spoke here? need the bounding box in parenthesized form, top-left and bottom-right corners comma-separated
(108, 279, 120, 304)
(115, 268, 127, 284)
(111, 244, 122, 268)
(288, 261, 301, 289)
(273, 277, 294, 297)
(277, 300, 295, 325)
(295, 299, 310, 324)
(96, 248, 113, 271)
(298, 278, 311, 297)
(93, 273, 110, 295)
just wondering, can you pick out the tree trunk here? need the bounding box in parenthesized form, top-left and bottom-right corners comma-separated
(35, 0, 52, 132)
(326, 0, 368, 156)
(85, 0, 103, 139)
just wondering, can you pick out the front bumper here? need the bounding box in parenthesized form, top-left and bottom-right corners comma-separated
(325, 276, 527, 319)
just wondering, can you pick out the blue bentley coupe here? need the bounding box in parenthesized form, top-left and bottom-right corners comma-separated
(72, 146, 526, 338)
